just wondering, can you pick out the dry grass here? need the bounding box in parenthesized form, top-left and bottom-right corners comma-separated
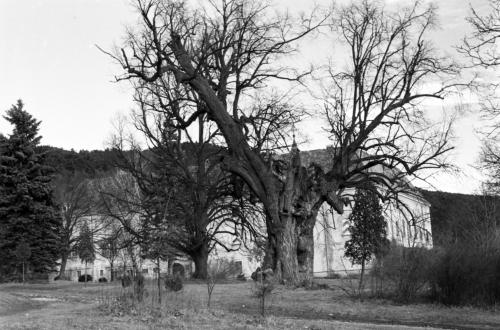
(1, 280, 499, 329)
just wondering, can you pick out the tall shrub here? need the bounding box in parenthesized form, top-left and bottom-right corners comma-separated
(431, 238, 500, 305)
(377, 243, 437, 302)
(345, 182, 387, 293)
(429, 196, 500, 306)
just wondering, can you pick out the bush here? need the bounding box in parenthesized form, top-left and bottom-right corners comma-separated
(165, 275, 183, 292)
(98, 277, 108, 283)
(430, 240, 500, 306)
(78, 274, 93, 282)
(373, 243, 438, 302)
(237, 273, 246, 281)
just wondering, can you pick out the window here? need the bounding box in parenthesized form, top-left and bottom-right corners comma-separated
(77, 270, 81, 277)
(153, 267, 159, 273)
(100, 270, 104, 276)
(142, 268, 149, 274)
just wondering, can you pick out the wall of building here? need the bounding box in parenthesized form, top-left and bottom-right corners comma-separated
(62, 254, 188, 282)
(313, 190, 433, 277)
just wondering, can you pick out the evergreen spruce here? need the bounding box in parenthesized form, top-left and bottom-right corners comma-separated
(0, 100, 61, 280)
(77, 221, 95, 285)
(344, 182, 387, 293)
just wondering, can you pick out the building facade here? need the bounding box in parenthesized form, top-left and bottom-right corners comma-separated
(313, 189, 432, 277)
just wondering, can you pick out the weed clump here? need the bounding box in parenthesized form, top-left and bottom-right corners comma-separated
(165, 275, 183, 292)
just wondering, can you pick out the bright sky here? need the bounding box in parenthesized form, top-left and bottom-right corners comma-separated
(0, 0, 492, 194)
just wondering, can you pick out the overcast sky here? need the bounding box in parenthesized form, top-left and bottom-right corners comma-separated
(0, 0, 492, 194)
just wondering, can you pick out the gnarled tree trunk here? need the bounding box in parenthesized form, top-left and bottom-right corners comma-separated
(297, 218, 316, 285)
(191, 242, 209, 279)
(263, 211, 319, 285)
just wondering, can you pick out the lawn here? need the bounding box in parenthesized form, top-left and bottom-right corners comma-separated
(0, 280, 499, 329)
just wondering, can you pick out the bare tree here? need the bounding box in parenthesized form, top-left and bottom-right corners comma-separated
(106, 0, 458, 284)
(97, 223, 124, 281)
(459, 0, 500, 192)
(322, 1, 459, 199)
(53, 172, 95, 279)
(459, 0, 500, 67)
(98, 121, 262, 280)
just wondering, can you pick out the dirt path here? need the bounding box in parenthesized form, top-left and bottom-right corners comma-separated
(0, 292, 45, 317)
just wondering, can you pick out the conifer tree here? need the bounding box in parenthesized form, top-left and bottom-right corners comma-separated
(344, 182, 387, 293)
(77, 221, 95, 285)
(0, 100, 61, 279)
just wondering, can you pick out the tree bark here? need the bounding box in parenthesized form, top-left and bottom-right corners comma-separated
(275, 216, 300, 284)
(59, 253, 68, 279)
(262, 202, 302, 284)
(110, 261, 114, 282)
(297, 219, 316, 285)
(156, 257, 162, 305)
(191, 243, 209, 279)
(263, 212, 318, 285)
(359, 260, 365, 296)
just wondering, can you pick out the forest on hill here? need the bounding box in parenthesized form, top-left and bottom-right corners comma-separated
(40, 146, 118, 178)
(420, 190, 500, 246)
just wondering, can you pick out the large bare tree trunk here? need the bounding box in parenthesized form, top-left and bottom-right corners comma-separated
(259, 147, 328, 285)
(191, 243, 209, 280)
(59, 253, 68, 279)
(276, 216, 300, 284)
(264, 212, 318, 285)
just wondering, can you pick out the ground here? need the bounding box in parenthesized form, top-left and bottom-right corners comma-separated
(1, 280, 499, 330)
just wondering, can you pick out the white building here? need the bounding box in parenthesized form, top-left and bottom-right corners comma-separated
(313, 189, 432, 277)
(60, 215, 192, 282)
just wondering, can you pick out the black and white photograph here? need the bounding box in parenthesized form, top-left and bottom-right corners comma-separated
(1, 0, 499, 329)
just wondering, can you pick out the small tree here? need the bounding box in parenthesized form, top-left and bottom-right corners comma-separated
(206, 258, 231, 308)
(15, 240, 31, 284)
(98, 231, 121, 282)
(345, 183, 387, 294)
(251, 268, 275, 317)
(54, 172, 95, 280)
(78, 221, 95, 286)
